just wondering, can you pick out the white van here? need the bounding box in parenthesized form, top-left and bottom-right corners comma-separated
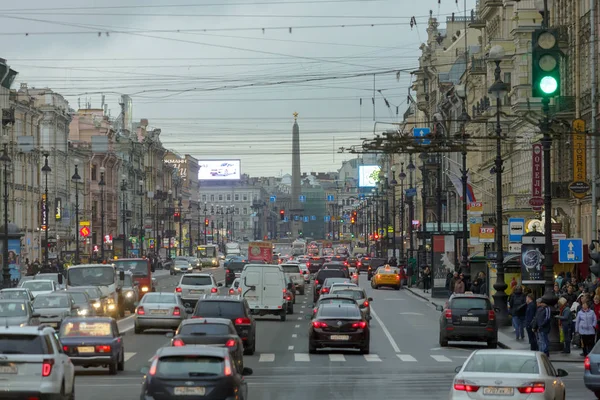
(240, 264, 290, 321)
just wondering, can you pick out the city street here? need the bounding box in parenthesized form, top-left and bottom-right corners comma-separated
(73, 269, 593, 399)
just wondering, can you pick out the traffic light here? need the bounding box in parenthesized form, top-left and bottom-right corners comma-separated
(590, 241, 600, 276)
(351, 210, 357, 224)
(174, 212, 181, 222)
(531, 29, 562, 98)
(204, 218, 209, 227)
(279, 209, 285, 220)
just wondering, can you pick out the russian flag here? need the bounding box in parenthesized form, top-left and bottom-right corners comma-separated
(466, 183, 476, 202)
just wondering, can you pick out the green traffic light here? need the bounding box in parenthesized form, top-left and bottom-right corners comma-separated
(540, 76, 558, 94)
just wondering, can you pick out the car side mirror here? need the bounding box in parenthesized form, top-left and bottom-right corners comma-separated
(368, 297, 373, 302)
(140, 367, 149, 375)
(435, 305, 444, 312)
(185, 308, 193, 314)
(57, 274, 63, 285)
(218, 283, 223, 287)
(556, 368, 568, 377)
(242, 367, 253, 376)
(454, 365, 462, 373)
(165, 332, 174, 338)
(32, 313, 41, 318)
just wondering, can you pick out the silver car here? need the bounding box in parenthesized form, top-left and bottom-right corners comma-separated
(0, 299, 39, 326)
(0, 288, 34, 303)
(32, 292, 79, 329)
(34, 273, 65, 289)
(451, 349, 567, 399)
(20, 279, 58, 298)
(176, 273, 220, 309)
(134, 292, 187, 333)
(170, 258, 192, 275)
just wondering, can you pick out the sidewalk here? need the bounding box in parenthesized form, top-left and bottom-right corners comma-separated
(404, 286, 582, 363)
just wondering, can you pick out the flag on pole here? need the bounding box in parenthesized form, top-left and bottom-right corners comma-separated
(448, 161, 476, 202)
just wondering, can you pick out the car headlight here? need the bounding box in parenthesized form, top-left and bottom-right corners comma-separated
(19, 323, 27, 327)
(108, 304, 116, 311)
(125, 291, 134, 298)
(141, 286, 149, 292)
(93, 302, 101, 309)
(78, 309, 88, 316)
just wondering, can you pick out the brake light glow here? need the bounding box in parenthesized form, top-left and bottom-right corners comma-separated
(363, 301, 369, 307)
(225, 339, 236, 347)
(313, 308, 317, 314)
(229, 288, 234, 294)
(41, 359, 54, 377)
(444, 309, 452, 320)
(351, 321, 367, 329)
(453, 379, 479, 392)
(287, 295, 292, 300)
(173, 307, 181, 316)
(585, 356, 591, 370)
(137, 306, 145, 315)
(224, 356, 233, 376)
(148, 357, 158, 375)
(62, 345, 69, 352)
(226, 269, 231, 273)
(488, 310, 496, 321)
(211, 287, 218, 293)
(235, 317, 252, 325)
(172, 339, 185, 347)
(321, 287, 329, 294)
(312, 321, 327, 328)
(518, 382, 545, 394)
(191, 316, 202, 319)
(175, 287, 182, 293)
(95, 345, 111, 353)
(396, 275, 400, 280)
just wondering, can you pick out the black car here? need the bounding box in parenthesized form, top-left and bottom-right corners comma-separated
(191, 295, 257, 355)
(347, 257, 359, 268)
(308, 303, 369, 354)
(167, 318, 245, 371)
(313, 268, 348, 302)
(141, 346, 252, 400)
(306, 257, 326, 274)
(366, 258, 388, 279)
(321, 262, 350, 278)
(225, 259, 248, 286)
(436, 293, 498, 348)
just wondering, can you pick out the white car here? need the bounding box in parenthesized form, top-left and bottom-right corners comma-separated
(229, 278, 242, 295)
(280, 263, 305, 295)
(298, 263, 310, 283)
(175, 273, 221, 309)
(19, 280, 58, 298)
(451, 349, 567, 399)
(329, 283, 359, 294)
(0, 325, 75, 398)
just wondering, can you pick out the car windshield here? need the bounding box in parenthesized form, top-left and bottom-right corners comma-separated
(282, 265, 300, 274)
(0, 290, 28, 300)
(67, 292, 88, 303)
(113, 260, 148, 276)
(464, 354, 539, 374)
(194, 301, 244, 319)
(451, 298, 489, 310)
(0, 301, 27, 317)
(33, 295, 70, 308)
(228, 261, 246, 271)
(142, 293, 177, 304)
(61, 321, 112, 337)
(157, 355, 223, 377)
(332, 290, 365, 300)
(0, 334, 46, 355)
(68, 266, 115, 286)
(175, 259, 189, 266)
(181, 276, 212, 286)
(22, 281, 53, 292)
(81, 287, 102, 299)
(180, 323, 230, 336)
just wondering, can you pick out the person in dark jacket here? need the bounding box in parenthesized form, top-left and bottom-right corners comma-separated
(534, 299, 552, 357)
(509, 287, 527, 340)
(525, 294, 538, 351)
(556, 297, 573, 354)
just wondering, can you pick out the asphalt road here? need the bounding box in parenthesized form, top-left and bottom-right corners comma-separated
(74, 268, 594, 400)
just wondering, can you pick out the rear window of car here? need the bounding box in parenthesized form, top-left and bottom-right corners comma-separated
(451, 298, 490, 310)
(332, 290, 365, 300)
(143, 294, 177, 304)
(376, 267, 398, 275)
(464, 354, 539, 374)
(60, 321, 112, 337)
(282, 265, 300, 274)
(195, 301, 244, 319)
(317, 270, 345, 280)
(228, 262, 247, 271)
(0, 301, 27, 317)
(181, 276, 213, 286)
(157, 356, 223, 377)
(0, 334, 48, 354)
(319, 298, 356, 306)
(0, 290, 28, 300)
(180, 323, 230, 336)
(323, 278, 350, 287)
(318, 305, 361, 319)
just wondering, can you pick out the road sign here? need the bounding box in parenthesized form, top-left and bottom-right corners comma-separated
(303, 216, 309, 222)
(269, 195, 276, 202)
(531, 144, 543, 211)
(324, 216, 331, 222)
(413, 127, 431, 145)
(405, 188, 417, 197)
(558, 238, 583, 263)
(148, 239, 155, 246)
(310, 215, 316, 221)
(79, 221, 90, 226)
(326, 194, 335, 202)
(571, 119, 589, 198)
(299, 195, 306, 202)
(508, 218, 525, 243)
(79, 226, 90, 237)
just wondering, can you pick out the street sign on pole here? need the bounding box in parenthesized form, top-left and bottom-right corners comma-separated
(324, 216, 331, 222)
(79, 226, 90, 237)
(299, 195, 306, 202)
(413, 127, 431, 145)
(558, 238, 583, 263)
(303, 216, 309, 222)
(326, 194, 335, 202)
(269, 195, 276, 202)
(311, 215, 316, 221)
(570, 119, 590, 198)
(508, 218, 525, 243)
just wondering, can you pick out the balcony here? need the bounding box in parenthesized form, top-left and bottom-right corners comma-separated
(469, 56, 486, 75)
(468, 11, 485, 29)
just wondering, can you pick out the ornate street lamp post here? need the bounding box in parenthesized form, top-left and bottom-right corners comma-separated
(72, 163, 82, 265)
(99, 167, 106, 261)
(41, 153, 51, 266)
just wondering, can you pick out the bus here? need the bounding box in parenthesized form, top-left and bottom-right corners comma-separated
(291, 240, 306, 256)
(197, 245, 219, 267)
(66, 264, 120, 318)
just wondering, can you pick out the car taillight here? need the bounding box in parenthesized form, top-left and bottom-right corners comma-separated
(444, 309, 452, 320)
(363, 301, 369, 307)
(191, 315, 202, 319)
(226, 269, 231, 273)
(95, 345, 111, 353)
(453, 379, 479, 392)
(396, 275, 400, 280)
(224, 356, 233, 376)
(175, 287, 182, 293)
(229, 288, 234, 294)
(321, 287, 329, 294)
(172, 339, 185, 347)
(517, 382, 545, 394)
(235, 317, 252, 325)
(585, 356, 591, 370)
(488, 310, 495, 321)
(307, 262, 311, 267)
(287, 295, 292, 300)
(42, 359, 54, 377)
(357, 262, 362, 266)
(312, 321, 327, 328)
(352, 321, 367, 329)
(148, 357, 158, 375)
(173, 307, 181, 316)
(315, 280, 319, 285)
(62, 345, 69, 352)
(137, 306, 145, 315)
(225, 339, 236, 347)
(211, 287, 218, 293)
(313, 308, 317, 314)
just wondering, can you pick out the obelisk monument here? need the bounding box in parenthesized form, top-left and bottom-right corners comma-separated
(291, 112, 303, 238)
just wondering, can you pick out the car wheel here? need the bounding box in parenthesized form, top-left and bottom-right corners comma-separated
(439, 333, 448, 347)
(308, 341, 317, 354)
(360, 343, 370, 354)
(134, 324, 143, 334)
(280, 309, 286, 321)
(394, 286, 400, 291)
(109, 360, 118, 375)
(288, 303, 294, 314)
(117, 351, 125, 371)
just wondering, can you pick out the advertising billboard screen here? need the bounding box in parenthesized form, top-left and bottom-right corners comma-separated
(198, 160, 241, 180)
(358, 165, 381, 187)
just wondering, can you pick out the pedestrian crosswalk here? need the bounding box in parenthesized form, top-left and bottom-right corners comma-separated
(250, 352, 463, 364)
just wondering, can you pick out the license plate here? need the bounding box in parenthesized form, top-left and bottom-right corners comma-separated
(150, 310, 168, 314)
(0, 365, 17, 374)
(78, 346, 95, 353)
(462, 316, 478, 322)
(483, 387, 513, 395)
(42, 322, 58, 327)
(174, 387, 205, 395)
(189, 290, 203, 294)
(330, 335, 349, 341)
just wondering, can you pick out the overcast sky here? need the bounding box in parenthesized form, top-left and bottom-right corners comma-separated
(1, 0, 475, 177)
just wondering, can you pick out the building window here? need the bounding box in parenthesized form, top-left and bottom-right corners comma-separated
(226, 194, 231, 201)
(91, 164, 97, 181)
(242, 207, 247, 215)
(235, 207, 240, 215)
(235, 221, 240, 229)
(202, 194, 207, 201)
(243, 194, 248, 201)
(92, 200, 98, 219)
(218, 194, 223, 201)
(234, 194, 239, 201)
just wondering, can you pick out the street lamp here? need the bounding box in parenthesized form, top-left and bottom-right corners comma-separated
(398, 163, 407, 265)
(139, 180, 144, 257)
(178, 194, 183, 256)
(390, 166, 398, 260)
(488, 44, 509, 324)
(120, 175, 128, 258)
(188, 202, 193, 256)
(407, 157, 416, 261)
(0, 142, 11, 287)
(71, 161, 81, 265)
(41, 153, 51, 266)
(167, 190, 173, 259)
(99, 167, 106, 261)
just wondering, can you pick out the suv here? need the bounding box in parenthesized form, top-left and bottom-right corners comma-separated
(436, 294, 498, 348)
(191, 295, 256, 355)
(225, 258, 248, 286)
(306, 257, 325, 274)
(0, 325, 75, 398)
(176, 273, 221, 309)
(281, 263, 306, 295)
(313, 268, 348, 302)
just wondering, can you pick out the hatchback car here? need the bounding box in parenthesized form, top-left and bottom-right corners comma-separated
(370, 265, 401, 290)
(0, 299, 39, 326)
(228, 278, 242, 295)
(308, 303, 369, 354)
(175, 273, 221, 309)
(134, 292, 188, 333)
(328, 287, 372, 322)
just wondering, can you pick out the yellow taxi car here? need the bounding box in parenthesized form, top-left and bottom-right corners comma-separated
(370, 265, 401, 290)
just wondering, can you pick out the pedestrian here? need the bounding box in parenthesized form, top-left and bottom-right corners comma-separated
(453, 274, 465, 294)
(406, 262, 414, 288)
(422, 266, 431, 293)
(509, 286, 527, 340)
(556, 297, 573, 354)
(575, 300, 597, 356)
(448, 272, 458, 296)
(533, 299, 551, 357)
(525, 294, 538, 351)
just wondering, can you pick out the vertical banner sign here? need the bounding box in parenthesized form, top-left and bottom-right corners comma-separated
(569, 119, 590, 198)
(529, 144, 543, 211)
(55, 198, 62, 221)
(521, 232, 546, 284)
(41, 194, 48, 230)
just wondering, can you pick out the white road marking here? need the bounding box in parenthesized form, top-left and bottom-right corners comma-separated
(397, 354, 417, 362)
(398, 312, 424, 316)
(292, 334, 298, 338)
(299, 311, 304, 314)
(295, 353, 310, 362)
(364, 354, 382, 362)
(370, 308, 401, 353)
(288, 345, 294, 350)
(301, 305, 306, 309)
(259, 353, 275, 362)
(124, 352, 136, 362)
(384, 298, 405, 300)
(329, 354, 345, 362)
(297, 317, 302, 320)
(431, 355, 452, 362)
(295, 324, 300, 328)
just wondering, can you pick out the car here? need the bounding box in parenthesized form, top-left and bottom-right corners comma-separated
(436, 293, 499, 348)
(328, 287, 372, 322)
(281, 263, 306, 295)
(134, 292, 188, 333)
(311, 294, 358, 318)
(370, 265, 402, 289)
(166, 318, 245, 370)
(64, 289, 96, 317)
(240, 263, 289, 321)
(0, 299, 39, 326)
(306, 257, 326, 274)
(319, 277, 352, 298)
(299, 263, 311, 283)
(59, 317, 125, 374)
(32, 292, 79, 330)
(347, 257, 359, 268)
(297, 256, 310, 264)
(0, 287, 34, 303)
(141, 346, 252, 400)
(228, 278, 242, 295)
(191, 295, 256, 355)
(19, 279, 58, 298)
(308, 303, 370, 354)
(321, 262, 350, 278)
(175, 273, 221, 309)
(74, 286, 113, 316)
(365, 258, 387, 276)
(225, 258, 248, 286)
(0, 325, 75, 399)
(451, 349, 568, 399)
(187, 257, 202, 270)
(117, 272, 140, 313)
(170, 257, 193, 275)
(584, 340, 600, 396)
(34, 272, 65, 289)
(313, 268, 348, 302)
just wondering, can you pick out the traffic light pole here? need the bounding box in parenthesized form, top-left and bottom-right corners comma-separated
(541, 97, 556, 303)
